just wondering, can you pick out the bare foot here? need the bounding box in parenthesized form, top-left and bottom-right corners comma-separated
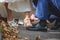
(24, 17, 32, 27)
(30, 14, 40, 22)
(30, 14, 35, 20)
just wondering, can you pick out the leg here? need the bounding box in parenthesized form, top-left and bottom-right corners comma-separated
(49, 0, 60, 17)
(4, 3, 13, 21)
(49, 0, 60, 27)
(27, 0, 50, 31)
(35, 0, 49, 20)
(4, 3, 18, 27)
(24, 11, 32, 27)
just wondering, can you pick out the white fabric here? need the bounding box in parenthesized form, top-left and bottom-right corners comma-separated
(0, 0, 16, 3)
(18, 19, 23, 24)
(8, 0, 32, 12)
(0, 0, 32, 12)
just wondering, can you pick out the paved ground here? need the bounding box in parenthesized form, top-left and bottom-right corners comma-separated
(18, 26, 60, 40)
(0, 26, 60, 40)
(0, 32, 2, 40)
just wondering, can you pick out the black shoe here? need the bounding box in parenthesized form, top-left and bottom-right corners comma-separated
(26, 23, 41, 31)
(26, 20, 47, 31)
(55, 18, 60, 29)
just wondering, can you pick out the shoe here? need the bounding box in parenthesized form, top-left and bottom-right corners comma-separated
(26, 21, 47, 31)
(47, 20, 56, 30)
(26, 23, 40, 31)
(7, 19, 18, 27)
(18, 19, 23, 25)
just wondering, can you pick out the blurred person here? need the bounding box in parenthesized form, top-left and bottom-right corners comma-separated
(0, 0, 32, 26)
(26, 0, 60, 31)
